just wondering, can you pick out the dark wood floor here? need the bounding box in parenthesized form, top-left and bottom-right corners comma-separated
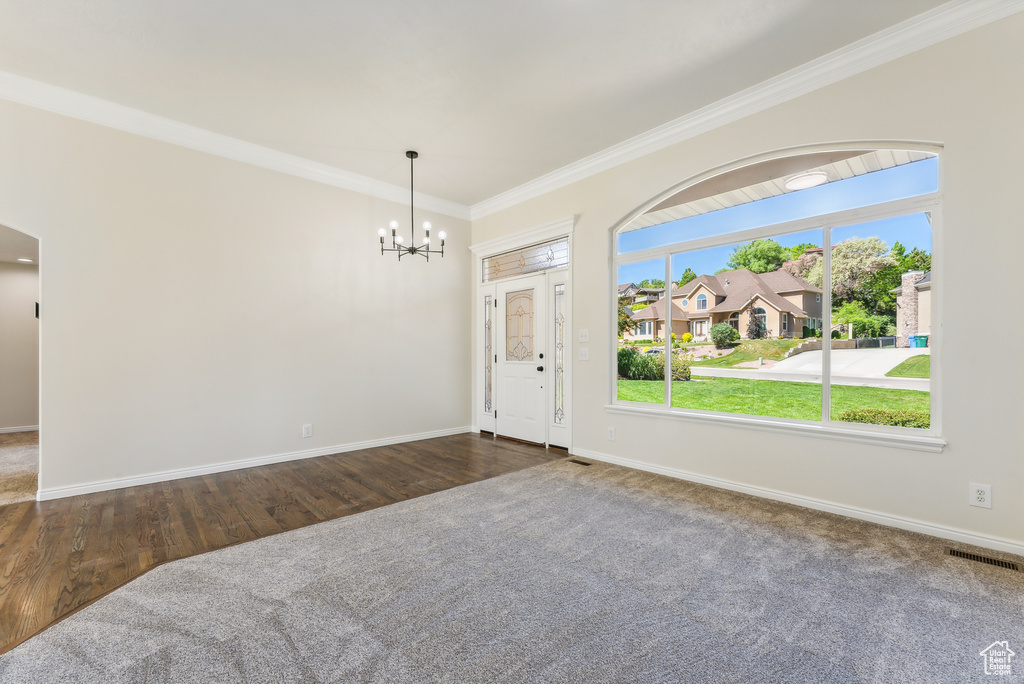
(0, 433, 560, 655)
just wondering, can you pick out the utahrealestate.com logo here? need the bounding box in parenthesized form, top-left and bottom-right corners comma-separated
(980, 641, 1015, 676)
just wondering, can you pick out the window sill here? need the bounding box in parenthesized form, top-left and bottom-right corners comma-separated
(604, 403, 946, 453)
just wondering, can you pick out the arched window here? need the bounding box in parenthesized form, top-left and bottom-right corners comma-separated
(612, 143, 939, 443)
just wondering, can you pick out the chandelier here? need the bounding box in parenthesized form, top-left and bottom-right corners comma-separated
(377, 151, 446, 260)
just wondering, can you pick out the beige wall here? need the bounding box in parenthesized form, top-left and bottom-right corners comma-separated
(0, 261, 39, 429)
(472, 15, 1024, 550)
(919, 288, 932, 335)
(0, 100, 471, 494)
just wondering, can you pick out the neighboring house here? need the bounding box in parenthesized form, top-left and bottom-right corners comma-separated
(892, 270, 931, 347)
(618, 283, 664, 307)
(622, 268, 822, 341)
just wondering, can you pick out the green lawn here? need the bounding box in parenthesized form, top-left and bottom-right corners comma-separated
(618, 377, 929, 422)
(886, 354, 930, 378)
(690, 339, 802, 368)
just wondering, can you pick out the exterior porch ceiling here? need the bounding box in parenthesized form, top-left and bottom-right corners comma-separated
(625, 149, 936, 232)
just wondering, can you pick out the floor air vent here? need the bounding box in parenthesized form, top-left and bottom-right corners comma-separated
(946, 548, 1021, 571)
(567, 459, 592, 467)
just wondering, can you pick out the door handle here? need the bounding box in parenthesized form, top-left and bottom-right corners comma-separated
(536, 366, 544, 371)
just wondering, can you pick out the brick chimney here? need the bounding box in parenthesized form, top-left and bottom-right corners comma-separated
(896, 271, 926, 348)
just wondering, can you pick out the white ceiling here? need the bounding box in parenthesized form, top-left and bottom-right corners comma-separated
(0, 0, 952, 207)
(0, 224, 39, 264)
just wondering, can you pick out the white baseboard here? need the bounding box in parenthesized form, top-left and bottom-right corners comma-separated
(571, 448, 1024, 557)
(37, 426, 472, 502)
(0, 425, 39, 434)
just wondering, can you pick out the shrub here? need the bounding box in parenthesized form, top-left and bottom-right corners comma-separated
(617, 346, 663, 380)
(802, 325, 813, 338)
(730, 327, 740, 342)
(671, 352, 691, 381)
(682, 332, 693, 343)
(837, 408, 930, 429)
(831, 329, 842, 339)
(710, 322, 735, 349)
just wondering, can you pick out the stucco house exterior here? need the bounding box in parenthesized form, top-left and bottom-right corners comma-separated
(893, 270, 931, 347)
(624, 268, 822, 341)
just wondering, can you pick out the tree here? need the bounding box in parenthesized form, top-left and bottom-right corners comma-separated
(746, 304, 766, 339)
(787, 242, 819, 260)
(617, 304, 635, 336)
(863, 241, 932, 317)
(782, 249, 821, 281)
(726, 239, 788, 273)
(677, 268, 697, 287)
(636, 278, 665, 289)
(805, 237, 896, 304)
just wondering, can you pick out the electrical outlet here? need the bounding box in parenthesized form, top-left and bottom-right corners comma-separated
(969, 483, 991, 509)
(607, 427, 616, 441)
(302, 423, 313, 438)
(578, 347, 590, 361)
(578, 329, 590, 343)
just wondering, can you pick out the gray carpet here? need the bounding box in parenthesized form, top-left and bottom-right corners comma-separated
(0, 430, 38, 506)
(1, 458, 1022, 683)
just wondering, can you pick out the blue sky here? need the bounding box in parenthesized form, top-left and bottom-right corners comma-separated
(618, 157, 936, 285)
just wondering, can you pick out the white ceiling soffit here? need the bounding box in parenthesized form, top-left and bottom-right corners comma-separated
(623, 150, 936, 232)
(0, 1, 1020, 222)
(0, 223, 40, 264)
(469, 0, 1024, 220)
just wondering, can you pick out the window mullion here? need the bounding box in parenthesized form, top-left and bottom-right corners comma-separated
(664, 257, 672, 407)
(821, 223, 832, 424)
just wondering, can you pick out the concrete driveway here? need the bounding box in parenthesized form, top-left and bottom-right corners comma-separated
(691, 348, 930, 390)
(774, 347, 929, 376)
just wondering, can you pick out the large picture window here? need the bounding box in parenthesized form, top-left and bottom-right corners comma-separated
(614, 146, 939, 443)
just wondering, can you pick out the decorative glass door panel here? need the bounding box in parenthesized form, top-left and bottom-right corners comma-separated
(505, 289, 534, 362)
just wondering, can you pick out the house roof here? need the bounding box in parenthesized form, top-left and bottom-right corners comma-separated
(890, 270, 931, 294)
(617, 282, 636, 294)
(630, 299, 688, 321)
(675, 268, 817, 317)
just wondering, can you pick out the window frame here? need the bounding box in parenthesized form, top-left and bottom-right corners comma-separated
(609, 143, 944, 452)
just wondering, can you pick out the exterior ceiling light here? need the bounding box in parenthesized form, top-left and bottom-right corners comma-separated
(376, 151, 446, 261)
(784, 171, 829, 191)
(17, 258, 33, 262)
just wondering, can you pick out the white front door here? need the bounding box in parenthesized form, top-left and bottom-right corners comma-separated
(496, 274, 547, 444)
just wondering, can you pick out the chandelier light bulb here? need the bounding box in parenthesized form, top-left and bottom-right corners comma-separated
(422, 221, 431, 231)
(438, 231, 447, 241)
(377, 228, 387, 237)
(395, 235, 404, 244)
(389, 220, 399, 230)
(423, 236, 430, 244)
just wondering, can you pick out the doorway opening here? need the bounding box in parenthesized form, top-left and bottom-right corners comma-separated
(0, 223, 40, 505)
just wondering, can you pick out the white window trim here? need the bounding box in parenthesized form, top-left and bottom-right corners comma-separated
(608, 144, 943, 452)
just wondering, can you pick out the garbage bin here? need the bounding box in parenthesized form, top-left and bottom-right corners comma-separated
(908, 335, 918, 347)
(918, 334, 929, 348)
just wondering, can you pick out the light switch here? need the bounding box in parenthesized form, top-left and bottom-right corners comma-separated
(578, 347, 590, 361)
(578, 329, 590, 343)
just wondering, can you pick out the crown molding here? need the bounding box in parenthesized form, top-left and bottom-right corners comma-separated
(0, 71, 471, 221)
(469, 0, 1024, 220)
(469, 215, 575, 257)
